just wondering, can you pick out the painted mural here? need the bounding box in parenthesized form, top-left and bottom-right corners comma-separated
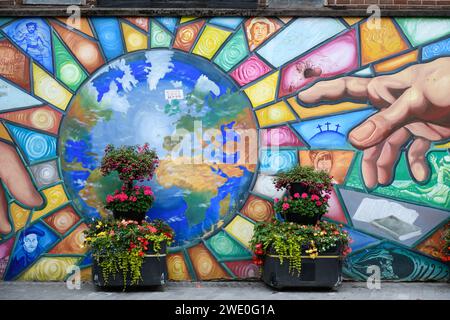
(0, 16, 448, 282)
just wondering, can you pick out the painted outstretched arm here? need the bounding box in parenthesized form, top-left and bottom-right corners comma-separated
(298, 57, 450, 189)
(0, 142, 43, 234)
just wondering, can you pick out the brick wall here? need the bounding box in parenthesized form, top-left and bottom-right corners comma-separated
(327, 0, 450, 7)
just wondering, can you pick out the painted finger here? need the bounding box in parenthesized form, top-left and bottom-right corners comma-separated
(361, 144, 384, 189)
(407, 137, 431, 183)
(349, 87, 420, 150)
(0, 143, 43, 208)
(0, 185, 12, 235)
(298, 77, 371, 104)
(376, 128, 411, 185)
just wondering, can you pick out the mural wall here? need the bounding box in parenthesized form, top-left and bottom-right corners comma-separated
(0, 16, 448, 282)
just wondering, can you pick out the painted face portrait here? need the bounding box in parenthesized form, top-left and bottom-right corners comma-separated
(23, 233, 39, 253)
(310, 151, 333, 174)
(246, 18, 278, 51)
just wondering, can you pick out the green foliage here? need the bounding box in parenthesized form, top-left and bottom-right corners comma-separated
(250, 221, 351, 276)
(442, 228, 450, 261)
(84, 217, 174, 288)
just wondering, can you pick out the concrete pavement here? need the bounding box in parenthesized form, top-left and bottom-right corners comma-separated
(0, 281, 449, 300)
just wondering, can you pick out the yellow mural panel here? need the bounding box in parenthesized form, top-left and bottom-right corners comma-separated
(224, 216, 254, 248)
(344, 17, 363, 26)
(255, 101, 296, 127)
(32, 184, 69, 221)
(287, 97, 367, 120)
(122, 22, 148, 52)
(244, 71, 279, 108)
(435, 141, 450, 148)
(0, 122, 12, 142)
(32, 64, 72, 111)
(192, 26, 231, 60)
(374, 50, 418, 73)
(360, 18, 409, 65)
(10, 202, 30, 232)
(167, 253, 192, 281)
(180, 17, 197, 24)
(18, 257, 79, 281)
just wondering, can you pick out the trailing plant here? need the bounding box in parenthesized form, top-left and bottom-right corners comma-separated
(273, 165, 333, 195)
(274, 192, 330, 219)
(250, 220, 351, 276)
(84, 217, 174, 287)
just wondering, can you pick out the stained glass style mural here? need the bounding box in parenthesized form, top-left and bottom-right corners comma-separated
(0, 16, 448, 282)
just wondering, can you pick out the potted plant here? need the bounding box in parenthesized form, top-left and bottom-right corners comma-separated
(84, 217, 174, 289)
(274, 192, 330, 225)
(274, 165, 333, 198)
(250, 220, 351, 290)
(100, 143, 159, 221)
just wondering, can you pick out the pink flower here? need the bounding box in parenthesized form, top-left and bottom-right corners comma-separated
(311, 194, 320, 201)
(148, 226, 157, 233)
(316, 201, 322, 206)
(301, 193, 308, 199)
(293, 193, 300, 199)
(106, 195, 114, 203)
(282, 203, 290, 211)
(144, 189, 153, 196)
(274, 198, 279, 203)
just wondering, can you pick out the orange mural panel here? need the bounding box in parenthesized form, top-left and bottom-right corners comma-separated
(173, 20, 205, 52)
(55, 17, 95, 38)
(245, 17, 281, 51)
(299, 150, 354, 185)
(167, 252, 191, 281)
(50, 21, 105, 74)
(188, 244, 231, 280)
(0, 105, 62, 135)
(360, 18, 409, 65)
(241, 195, 274, 222)
(374, 50, 418, 73)
(0, 39, 30, 91)
(124, 17, 150, 32)
(49, 223, 88, 254)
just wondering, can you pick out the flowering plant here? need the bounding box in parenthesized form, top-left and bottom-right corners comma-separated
(250, 220, 351, 276)
(100, 143, 159, 189)
(274, 192, 330, 219)
(105, 185, 155, 214)
(442, 228, 450, 262)
(84, 217, 174, 287)
(273, 165, 333, 195)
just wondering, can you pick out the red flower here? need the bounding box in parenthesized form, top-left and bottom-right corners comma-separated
(293, 193, 300, 199)
(301, 193, 308, 199)
(255, 243, 263, 250)
(274, 198, 279, 203)
(315, 201, 322, 206)
(139, 251, 145, 257)
(311, 194, 320, 201)
(282, 203, 290, 211)
(255, 248, 264, 255)
(252, 256, 263, 266)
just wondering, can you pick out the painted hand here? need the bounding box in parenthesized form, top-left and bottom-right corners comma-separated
(0, 141, 43, 234)
(298, 57, 450, 189)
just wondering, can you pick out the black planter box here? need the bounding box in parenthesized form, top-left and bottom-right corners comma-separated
(92, 244, 168, 290)
(262, 245, 343, 290)
(283, 211, 321, 225)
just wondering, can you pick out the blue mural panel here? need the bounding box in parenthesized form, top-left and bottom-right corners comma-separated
(6, 123, 57, 164)
(291, 108, 376, 148)
(91, 18, 124, 61)
(259, 149, 298, 174)
(422, 37, 450, 61)
(4, 223, 58, 280)
(155, 17, 178, 33)
(2, 18, 53, 73)
(209, 17, 244, 30)
(257, 18, 347, 67)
